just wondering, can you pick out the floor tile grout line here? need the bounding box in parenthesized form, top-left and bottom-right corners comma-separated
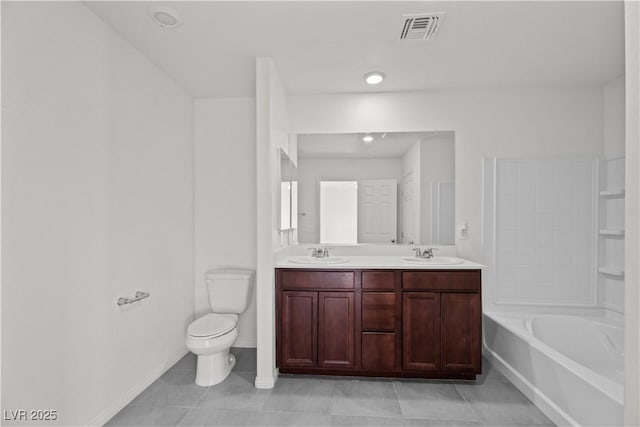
(391, 380, 405, 419)
(174, 406, 194, 426)
(394, 380, 481, 423)
(453, 381, 483, 422)
(190, 381, 212, 409)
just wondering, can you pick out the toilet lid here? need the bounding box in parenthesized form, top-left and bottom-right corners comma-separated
(188, 313, 238, 338)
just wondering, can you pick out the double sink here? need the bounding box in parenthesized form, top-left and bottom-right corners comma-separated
(287, 255, 464, 266)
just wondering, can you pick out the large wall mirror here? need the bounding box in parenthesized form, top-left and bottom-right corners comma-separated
(296, 131, 455, 245)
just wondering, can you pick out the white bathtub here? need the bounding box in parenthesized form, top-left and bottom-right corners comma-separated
(483, 311, 624, 426)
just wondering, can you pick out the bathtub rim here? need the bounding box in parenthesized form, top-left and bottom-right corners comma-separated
(483, 310, 624, 427)
(483, 341, 579, 427)
(484, 311, 624, 404)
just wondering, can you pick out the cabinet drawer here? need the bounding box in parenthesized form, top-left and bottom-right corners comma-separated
(362, 271, 396, 290)
(362, 292, 396, 331)
(402, 271, 480, 292)
(362, 333, 396, 371)
(280, 270, 355, 290)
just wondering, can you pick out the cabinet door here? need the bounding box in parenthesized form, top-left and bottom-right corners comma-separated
(441, 293, 481, 373)
(318, 292, 355, 368)
(281, 291, 317, 368)
(402, 292, 440, 371)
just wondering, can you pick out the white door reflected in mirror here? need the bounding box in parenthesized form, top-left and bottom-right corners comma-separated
(319, 179, 398, 244)
(320, 181, 357, 244)
(358, 179, 397, 243)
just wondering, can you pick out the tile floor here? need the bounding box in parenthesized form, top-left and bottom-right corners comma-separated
(106, 348, 554, 427)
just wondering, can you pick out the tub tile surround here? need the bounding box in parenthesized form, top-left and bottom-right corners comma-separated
(493, 158, 598, 306)
(107, 349, 554, 426)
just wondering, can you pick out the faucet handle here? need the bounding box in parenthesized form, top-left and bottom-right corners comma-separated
(424, 248, 438, 258)
(412, 248, 423, 257)
(308, 247, 329, 258)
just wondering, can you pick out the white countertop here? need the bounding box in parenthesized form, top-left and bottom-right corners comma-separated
(275, 255, 484, 270)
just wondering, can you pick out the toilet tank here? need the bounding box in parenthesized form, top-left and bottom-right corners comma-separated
(205, 268, 255, 314)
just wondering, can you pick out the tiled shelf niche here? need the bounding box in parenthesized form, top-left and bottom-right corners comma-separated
(598, 157, 625, 313)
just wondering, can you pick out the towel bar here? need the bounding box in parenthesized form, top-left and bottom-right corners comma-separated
(117, 291, 150, 306)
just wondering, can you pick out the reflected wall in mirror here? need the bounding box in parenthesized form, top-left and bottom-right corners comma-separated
(279, 149, 298, 232)
(296, 131, 454, 245)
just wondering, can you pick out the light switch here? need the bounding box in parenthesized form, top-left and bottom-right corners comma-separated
(459, 222, 469, 240)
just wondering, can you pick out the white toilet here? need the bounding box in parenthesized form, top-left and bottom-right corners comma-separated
(186, 268, 254, 386)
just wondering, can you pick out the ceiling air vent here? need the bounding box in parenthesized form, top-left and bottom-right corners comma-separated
(400, 12, 445, 41)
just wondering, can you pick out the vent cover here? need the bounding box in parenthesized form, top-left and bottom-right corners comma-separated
(400, 12, 445, 41)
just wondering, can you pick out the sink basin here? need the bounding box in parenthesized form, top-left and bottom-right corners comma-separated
(401, 256, 463, 265)
(288, 256, 349, 265)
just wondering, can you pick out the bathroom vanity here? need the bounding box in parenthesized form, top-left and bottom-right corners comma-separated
(275, 258, 482, 380)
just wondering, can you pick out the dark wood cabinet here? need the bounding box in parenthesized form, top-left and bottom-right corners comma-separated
(276, 268, 481, 379)
(362, 292, 395, 331)
(318, 291, 355, 368)
(362, 332, 396, 371)
(280, 291, 317, 367)
(441, 292, 481, 373)
(402, 292, 441, 371)
(277, 270, 355, 371)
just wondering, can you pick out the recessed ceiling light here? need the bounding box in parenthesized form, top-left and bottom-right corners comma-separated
(362, 134, 374, 143)
(149, 6, 181, 28)
(364, 72, 385, 85)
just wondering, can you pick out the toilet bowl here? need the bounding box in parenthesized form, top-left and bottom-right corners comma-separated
(186, 313, 239, 386)
(185, 268, 254, 386)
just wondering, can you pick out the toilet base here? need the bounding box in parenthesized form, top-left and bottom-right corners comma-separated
(195, 350, 236, 386)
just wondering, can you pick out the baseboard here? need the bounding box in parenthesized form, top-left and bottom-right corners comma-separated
(233, 337, 257, 348)
(87, 347, 189, 426)
(254, 367, 279, 389)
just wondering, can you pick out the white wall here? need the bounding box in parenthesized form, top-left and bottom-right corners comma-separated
(255, 58, 290, 389)
(2, 3, 194, 425)
(297, 157, 402, 243)
(288, 88, 605, 263)
(624, 2, 640, 424)
(194, 98, 256, 347)
(604, 75, 625, 158)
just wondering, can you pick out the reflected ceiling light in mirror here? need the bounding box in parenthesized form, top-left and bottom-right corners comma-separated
(149, 6, 181, 28)
(362, 134, 374, 144)
(364, 71, 385, 85)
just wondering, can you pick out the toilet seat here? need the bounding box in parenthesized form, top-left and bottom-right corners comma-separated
(188, 313, 238, 339)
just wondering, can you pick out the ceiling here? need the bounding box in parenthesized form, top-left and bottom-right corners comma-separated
(298, 131, 454, 158)
(84, 1, 625, 98)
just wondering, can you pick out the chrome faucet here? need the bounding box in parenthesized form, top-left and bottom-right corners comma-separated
(412, 248, 437, 259)
(309, 247, 330, 258)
